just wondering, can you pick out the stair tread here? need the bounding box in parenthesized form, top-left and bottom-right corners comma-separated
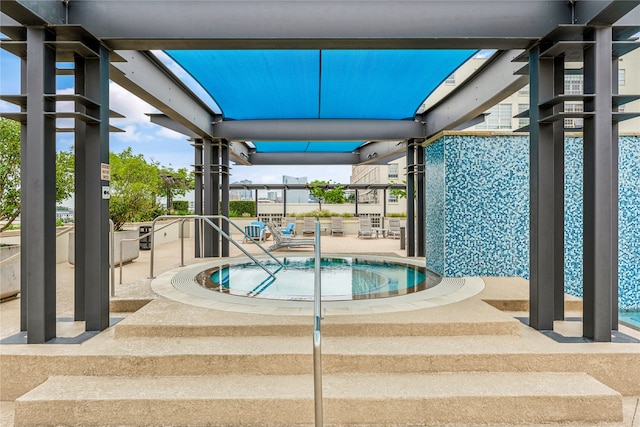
(19, 372, 619, 401)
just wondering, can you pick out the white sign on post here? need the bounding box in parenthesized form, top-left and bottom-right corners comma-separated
(101, 163, 110, 181)
(102, 186, 111, 199)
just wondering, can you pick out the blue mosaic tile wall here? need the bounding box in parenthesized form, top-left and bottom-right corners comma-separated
(425, 139, 445, 274)
(425, 134, 640, 310)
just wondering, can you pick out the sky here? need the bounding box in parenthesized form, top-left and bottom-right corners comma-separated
(0, 48, 353, 185)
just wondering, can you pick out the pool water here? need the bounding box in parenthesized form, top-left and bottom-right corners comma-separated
(619, 311, 640, 331)
(195, 257, 441, 301)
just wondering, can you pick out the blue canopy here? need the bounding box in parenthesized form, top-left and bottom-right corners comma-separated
(166, 49, 476, 152)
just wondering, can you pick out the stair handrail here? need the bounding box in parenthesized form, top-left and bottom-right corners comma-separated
(147, 214, 282, 280)
(313, 218, 323, 426)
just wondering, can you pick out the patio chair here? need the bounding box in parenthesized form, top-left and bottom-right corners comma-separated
(281, 222, 296, 236)
(331, 217, 345, 236)
(357, 217, 376, 239)
(302, 217, 315, 236)
(266, 222, 315, 251)
(387, 218, 402, 239)
(243, 221, 266, 243)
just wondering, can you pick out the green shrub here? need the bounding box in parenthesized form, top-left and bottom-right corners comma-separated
(387, 212, 407, 218)
(229, 200, 256, 217)
(172, 200, 190, 214)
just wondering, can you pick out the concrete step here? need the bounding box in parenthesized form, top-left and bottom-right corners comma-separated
(113, 297, 521, 338)
(14, 372, 622, 426)
(3, 334, 640, 401)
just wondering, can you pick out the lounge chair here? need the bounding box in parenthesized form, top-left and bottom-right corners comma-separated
(357, 217, 376, 239)
(387, 218, 402, 239)
(267, 222, 316, 251)
(331, 217, 345, 236)
(302, 217, 315, 236)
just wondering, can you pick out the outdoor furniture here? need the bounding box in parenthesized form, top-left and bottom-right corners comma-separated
(331, 217, 345, 236)
(302, 217, 315, 236)
(387, 218, 402, 239)
(267, 222, 316, 251)
(281, 222, 296, 236)
(243, 223, 265, 243)
(357, 217, 376, 239)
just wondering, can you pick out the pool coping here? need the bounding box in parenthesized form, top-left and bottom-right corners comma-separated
(151, 254, 485, 316)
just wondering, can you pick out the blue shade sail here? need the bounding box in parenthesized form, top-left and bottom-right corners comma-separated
(166, 49, 476, 121)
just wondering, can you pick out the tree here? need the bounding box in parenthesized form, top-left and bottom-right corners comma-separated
(0, 118, 76, 231)
(159, 167, 193, 212)
(0, 118, 21, 231)
(109, 148, 163, 231)
(308, 179, 345, 211)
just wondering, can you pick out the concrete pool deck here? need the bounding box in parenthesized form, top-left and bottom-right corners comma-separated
(1, 235, 639, 426)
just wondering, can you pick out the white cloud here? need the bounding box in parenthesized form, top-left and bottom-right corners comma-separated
(155, 126, 188, 140)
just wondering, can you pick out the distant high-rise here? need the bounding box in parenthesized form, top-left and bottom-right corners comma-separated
(230, 179, 253, 201)
(283, 175, 309, 203)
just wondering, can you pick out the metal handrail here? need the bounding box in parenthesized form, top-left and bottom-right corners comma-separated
(148, 214, 283, 280)
(109, 219, 115, 297)
(0, 225, 74, 267)
(313, 219, 323, 426)
(118, 218, 183, 284)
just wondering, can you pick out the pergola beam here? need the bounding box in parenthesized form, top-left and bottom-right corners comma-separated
(212, 119, 424, 142)
(249, 152, 360, 166)
(110, 50, 220, 139)
(420, 50, 529, 138)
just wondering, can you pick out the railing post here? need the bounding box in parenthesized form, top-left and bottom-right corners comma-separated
(313, 219, 323, 426)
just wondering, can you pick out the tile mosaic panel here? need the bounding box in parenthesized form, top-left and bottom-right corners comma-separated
(425, 140, 445, 274)
(424, 135, 639, 310)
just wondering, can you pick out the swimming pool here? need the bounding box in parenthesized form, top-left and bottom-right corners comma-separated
(619, 311, 640, 331)
(195, 257, 441, 301)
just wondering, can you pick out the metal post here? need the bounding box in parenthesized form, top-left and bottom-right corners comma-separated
(611, 54, 620, 331)
(212, 142, 220, 257)
(84, 44, 111, 332)
(406, 140, 416, 257)
(221, 140, 230, 257)
(528, 45, 556, 331)
(74, 54, 87, 321)
(193, 139, 203, 258)
(23, 27, 57, 343)
(313, 220, 323, 426)
(416, 143, 425, 257)
(553, 55, 565, 321)
(110, 220, 115, 297)
(583, 26, 614, 342)
(283, 189, 287, 218)
(203, 139, 215, 257)
(19, 54, 27, 332)
(354, 189, 359, 216)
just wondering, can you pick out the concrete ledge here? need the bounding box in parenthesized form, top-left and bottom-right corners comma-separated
(109, 298, 152, 313)
(14, 372, 622, 426)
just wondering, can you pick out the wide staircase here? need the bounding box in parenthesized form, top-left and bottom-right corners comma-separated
(2, 294, 638, 426)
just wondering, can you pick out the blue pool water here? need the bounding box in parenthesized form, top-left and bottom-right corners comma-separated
(619, 311, 640, 331)
(195, 257, 441, 301)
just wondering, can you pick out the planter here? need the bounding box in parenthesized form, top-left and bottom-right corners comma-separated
(68, 229, 140, 266)
(0, 244, 20, 300)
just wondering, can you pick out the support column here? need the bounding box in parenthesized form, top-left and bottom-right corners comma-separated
(221, 140, 230, 257)
(283, 189, 287, 218)
(203, 139, 215, 257)
(354, 190, 359, 216)
(255, 189, 259, 218)
(611, 55, 620, 331)
(529, 45, 556, 331)
(406, 141, 416, 257)
(74, 55, 87, 321)
(19, 54, 28, 332)
(193, 139, 203, 258)
(83, 45, 111, 332)
(553, 55, 566, 321)
(583, 26, 614, 342)
(416, 143, 425, 258)
(22, 27, 57, 343)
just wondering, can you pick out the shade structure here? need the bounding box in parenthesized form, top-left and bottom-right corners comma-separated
(167, 49, 477, 152)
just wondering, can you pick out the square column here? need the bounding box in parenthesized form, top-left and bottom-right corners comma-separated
(193, 139, 203, 258)
(22, 27, 57, 343)
(583, 26, 615, 342)
(221, 140, 230, 257)
(416, 143, 426, 258)
(528, 45, 559, 331)
(82, 45, 111, 332)
(406, 141, 416, 257)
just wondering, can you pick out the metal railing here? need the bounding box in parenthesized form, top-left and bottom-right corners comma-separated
(147, 214, 284, 280)
(313, 219, 323, 426)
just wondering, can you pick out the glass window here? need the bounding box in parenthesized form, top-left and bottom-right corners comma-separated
(517, 103, 529, 129)
(388, 193, 398, 203)
(445, 73, 455, 85)
(477, 103, 512, 129)
(518, 85, 530, 96)
(388, 163, 399, 179)
(564, 102, 583, 128)
(619, 69, 626, 86)
(565, 74, 583, 95)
